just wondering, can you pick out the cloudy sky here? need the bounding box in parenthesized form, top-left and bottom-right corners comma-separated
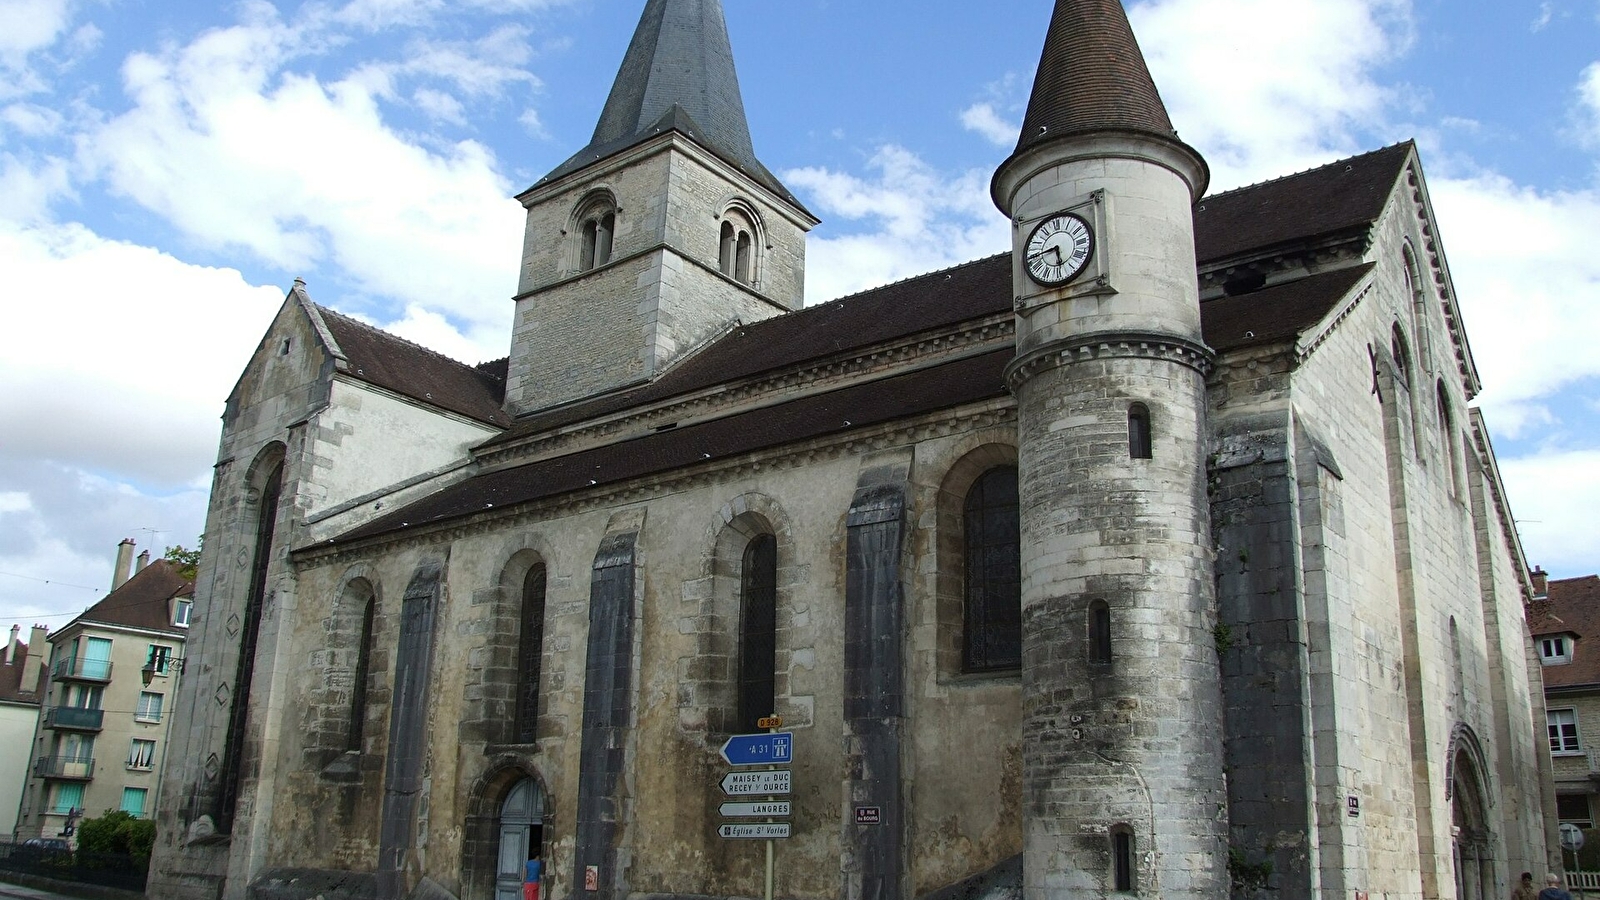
(2, 0, 1598, 638)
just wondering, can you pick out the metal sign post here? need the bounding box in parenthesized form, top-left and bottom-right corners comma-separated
(717, 717, 789, 900)
(1562, 824, 1585, 899)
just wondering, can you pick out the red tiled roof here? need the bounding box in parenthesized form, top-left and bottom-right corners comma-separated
(0, 639, 44, 705)
(318, 307, 511, 428)
(65, 559, 192, 636)
(1533, 576, 1600, 689)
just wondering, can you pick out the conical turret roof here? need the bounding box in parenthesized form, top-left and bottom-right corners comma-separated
(1014, 0, 1178, 153)
(532, 0, 801, 208)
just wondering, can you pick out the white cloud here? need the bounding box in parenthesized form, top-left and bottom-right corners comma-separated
(0, 493, 31, 515)
(79, 17, 525, 335)
(1533, 2, 1555, 31)
(1132, 0, 1411, 190)
(0, 220, 284, 484)
(961, 103, 1017, 148)
(1577, 62, 1600, 149)
(1500, 449, 1600, 576)
(0, 0, 75, 99)
(785, 145, 1008, 304)
(414, 87, 466, 124)
(1431, 174, 1600, 436)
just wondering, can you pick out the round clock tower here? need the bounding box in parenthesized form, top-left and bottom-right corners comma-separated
(992, 1, 1228, 898)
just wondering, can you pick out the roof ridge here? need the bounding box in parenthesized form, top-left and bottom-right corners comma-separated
(813, 253, 1010, 310)
(1200, 141, 1414, 204)
(315, 305, 492, 373)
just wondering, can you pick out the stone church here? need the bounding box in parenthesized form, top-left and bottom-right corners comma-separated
(147, 1, 1558, 898)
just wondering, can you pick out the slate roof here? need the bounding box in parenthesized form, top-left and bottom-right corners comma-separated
(1200, 264, 1376, 353)
(0, 638, 45, 706)
(531, 0, 803, 211)
(1194, 143, 1413, 265)
(480, 254, 1014, 446)
(1532, 575, 1600, 689)
(336, 349, 1013, 544)
(318, 307, 511, 428)
(1013, 0, 1179, 153)
(321, 142, 1411, 548)
(62, 559, 192, 637)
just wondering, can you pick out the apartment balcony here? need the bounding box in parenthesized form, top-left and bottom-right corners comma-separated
(43, 706, 104, 732)
(51, 656, 113, 682)
(34, 755, 95, 780)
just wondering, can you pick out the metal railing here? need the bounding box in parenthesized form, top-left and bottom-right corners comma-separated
(50, 657, 113, 681)
(1570, 871, 1600, 890)
(32, 755, 95, 779)
(43, 706, 104, 731)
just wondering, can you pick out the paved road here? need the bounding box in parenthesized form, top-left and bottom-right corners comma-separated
(0, 883, 102, 900)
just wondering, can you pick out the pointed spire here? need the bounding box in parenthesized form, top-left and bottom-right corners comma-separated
(535, 0, 799, 207)
(1013, 0, 1177, 154)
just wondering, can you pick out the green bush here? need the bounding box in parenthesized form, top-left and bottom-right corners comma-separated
(76, 810, 157, 860)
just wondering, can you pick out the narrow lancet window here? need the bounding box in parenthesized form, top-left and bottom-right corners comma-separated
(720, 221, 737, 276)
(737, 535, 777, 733)
(1113, 828, 1135, 891)
(347, 594, 376, 752)
(514, 563, 548, 743)
(1089, 600, 1112, 667)
(1128, 403, 1153, 459)
(735, 232, 752, 284)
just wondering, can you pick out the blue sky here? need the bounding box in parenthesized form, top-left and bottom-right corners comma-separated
(2, 0, 1599, 636)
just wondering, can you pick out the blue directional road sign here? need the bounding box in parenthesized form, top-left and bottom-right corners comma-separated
(719, 732, 793, 766)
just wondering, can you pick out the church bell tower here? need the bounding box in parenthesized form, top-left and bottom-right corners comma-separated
(992, 1, 1228, 897)
(504, 0, 818, 416)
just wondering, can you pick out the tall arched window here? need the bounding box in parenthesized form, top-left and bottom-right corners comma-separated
(1437, 380, 1462, 496)
(514, 564, 547, 744)
(964, 467, 1021, 672)
(1128, 404, 1153, 460)
(737, 535, 777, 733)
(346, 593, 376, 752)
(220, 453, 283, 832)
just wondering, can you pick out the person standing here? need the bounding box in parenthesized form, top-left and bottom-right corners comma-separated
(1539, 874, 1574, 900)
(1515, 872, 1539, 900)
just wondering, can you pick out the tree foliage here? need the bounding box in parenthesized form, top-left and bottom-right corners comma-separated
(163, 537, 203, 581)
(76, 809, 156, 860)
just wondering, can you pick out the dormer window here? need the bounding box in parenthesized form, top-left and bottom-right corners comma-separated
(1541, 636, 1573, 665)
(718, 203, 761, 286)
(174, 599, 192, 628)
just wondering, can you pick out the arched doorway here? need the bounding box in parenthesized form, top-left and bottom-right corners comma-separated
(1452, 747, 1493, 900)
(496, 779, 544, 900)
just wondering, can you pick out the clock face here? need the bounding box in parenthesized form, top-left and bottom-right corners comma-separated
(1025, 212, 1094, 286)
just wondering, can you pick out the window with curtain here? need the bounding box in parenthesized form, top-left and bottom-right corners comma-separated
(121, 787, 147, 818)
(128, 738, 156, 770)
(136, 691, 164, 723)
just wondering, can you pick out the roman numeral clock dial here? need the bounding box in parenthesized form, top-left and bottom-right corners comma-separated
(1025, 212, 1094, 286)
